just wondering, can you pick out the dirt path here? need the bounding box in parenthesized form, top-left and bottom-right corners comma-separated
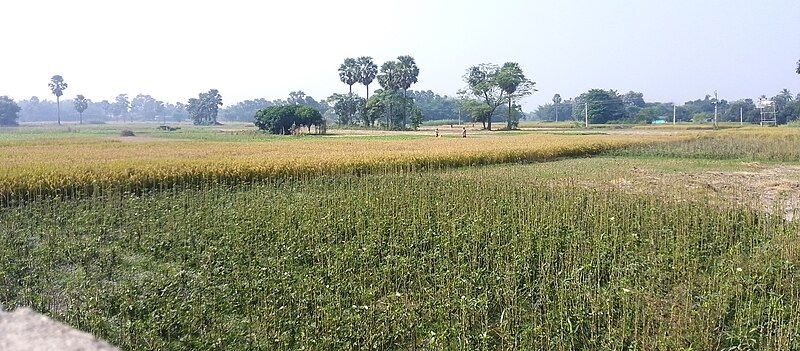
(0, 308, 118, 351)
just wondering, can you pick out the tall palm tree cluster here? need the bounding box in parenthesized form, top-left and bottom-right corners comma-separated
(337, 56, 420, 129)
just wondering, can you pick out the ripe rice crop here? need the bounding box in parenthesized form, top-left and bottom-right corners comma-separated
(1, 169, 798, 350)
(0, 133, 669, 202)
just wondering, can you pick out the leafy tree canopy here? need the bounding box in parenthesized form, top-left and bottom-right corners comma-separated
(187, 89, 223, 125)
(0, 96, 21, 126)
(254, 105, 323, 134)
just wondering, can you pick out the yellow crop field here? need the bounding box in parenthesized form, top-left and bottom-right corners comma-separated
(0, 133, 674, 199)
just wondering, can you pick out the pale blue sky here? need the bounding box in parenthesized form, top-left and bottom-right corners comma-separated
(1, 0, 798, 109)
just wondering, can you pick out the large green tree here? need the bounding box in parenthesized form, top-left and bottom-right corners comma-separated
(130, 94, 164, 122)
(0, 96, 21, 126)
(573, 89, 626, 124)
(187, 89, 223, 125)
(338, 58, 359, 94)
(328, 93, 365, 125)
(464, 63, 508, 130)
(111, 94, 130, 122)
(48, 75, 68, 125)
(407, 90, 459, 121)
(357, 57, 378, 100)
(496, 62, 535, 130)
(73, 94, 89, 124)
(254, 105, 323, 134)
(365, 89, 408, 128)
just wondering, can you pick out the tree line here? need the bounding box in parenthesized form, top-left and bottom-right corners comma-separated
(2, 59, 796, 127)
(534, 88, 800, 125)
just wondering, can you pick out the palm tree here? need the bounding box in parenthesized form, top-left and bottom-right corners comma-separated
(48, 75, 68, 125)
(553, 94, 562, 122)
(338, 58, 359, 94)
(357, 56, 378, 101)
(497, 62, 534, 130)
(779, 88, 793, 101)
(73, 94, 89, 124)
(378, 61, 402, 128)
(396, 56, 419, 126)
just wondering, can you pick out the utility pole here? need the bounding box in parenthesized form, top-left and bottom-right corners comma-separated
(713, 90, 718, 128)
(673, 104, 676, 125)
(740, 107, 743, 125)
(584, 102, 589, 128)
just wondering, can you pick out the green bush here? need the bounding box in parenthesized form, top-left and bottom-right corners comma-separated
(254, 105, 323, 135)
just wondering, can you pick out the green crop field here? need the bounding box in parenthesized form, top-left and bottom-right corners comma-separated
(1, 125, 799, 350)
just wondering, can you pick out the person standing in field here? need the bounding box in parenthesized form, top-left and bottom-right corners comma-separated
(462, 127, 467, 138)
(435, 128, 439, 138)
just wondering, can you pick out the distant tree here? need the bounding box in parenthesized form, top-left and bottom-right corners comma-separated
(507, 103, 524, 129)
(287, 91, 308, 105)
(552, 94, 562, 121)
(365, 89, 409, 129)
(254, 105, 323, 134)
(535, 100, 574, 122)
(364, 92, 385, 127)
(220, 99, 274, 122)
(723, 99, 758, 123)
(97, 100, 111, 119)
(357, 56, 378, 100)
(73, 95, 89, 124)
(328, 93, 365, 125)
(622, 91, 646, 108)
(296, 105, 324, 132)
(130, 94, 165, 122)
(48, 75, 68, 125)
(0, 96, 21, 126)
(338, 58, 359, 94)
(461, 99, 493, 127)
(287, 91, 328, 115)
(187, 89, 223, 125)
(496, 62, 535, 129)
(396, 55, 420, 125)
(409, 106, 423, 130)
(378, 60, 403, 128)
(408, 90, 460, 121)
(111, 94, 130, 122)
(778, 88, 794, 102)
(573, 89, 626, 124)
(464, 63, 508, 130)
(771, 89, 797, 124)
(163, 102, 189, 123)
(796, 59, 800, 75)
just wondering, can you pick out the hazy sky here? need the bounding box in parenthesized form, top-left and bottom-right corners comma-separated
(2, 0, 798, 109)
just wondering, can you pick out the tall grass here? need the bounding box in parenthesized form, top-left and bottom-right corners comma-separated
(613, 128, 800, 162)
(1, 170, 797, 350)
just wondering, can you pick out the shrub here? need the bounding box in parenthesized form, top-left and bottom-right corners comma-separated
(120, 129, 135, 137)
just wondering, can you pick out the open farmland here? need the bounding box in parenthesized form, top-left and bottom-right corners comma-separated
(1, 125, 800, 350)
(0, 125, 679, 201)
